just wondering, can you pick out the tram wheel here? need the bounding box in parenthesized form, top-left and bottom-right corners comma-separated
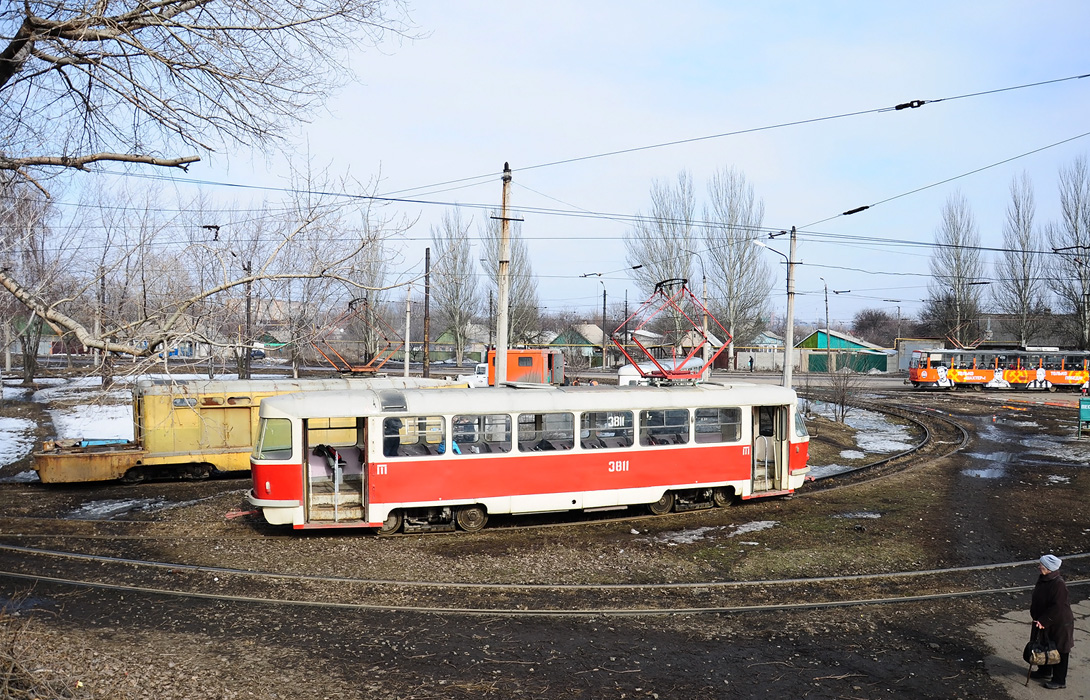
(378, 510, 403, 535)
(455, 504, 488, 532)
(712, 488, 733, 508)
(120, 467, 145, 484)
(973, 384, 983, 392)
(647, 492, 675, 516)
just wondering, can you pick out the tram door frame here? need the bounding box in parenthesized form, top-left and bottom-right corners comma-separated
(751, 405, 786, 492)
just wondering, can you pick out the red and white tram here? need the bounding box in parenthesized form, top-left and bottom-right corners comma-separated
(247, 382, 810, 533)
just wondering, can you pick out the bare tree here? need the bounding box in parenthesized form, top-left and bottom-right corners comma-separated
(479, 215, 540, 345)
(703, 167, 772, 357)
(431, 209, 481, 365)
(1047, 156, 1090, 349)
(993, 173, 1049, 347)
(851, 309, 898, 347)
(625, 171, 695, 294)
(0, 176, 81, 383)
(0, 177, 407, 365)
(924, 192, 986, 347)
(0, 0, 410, 187)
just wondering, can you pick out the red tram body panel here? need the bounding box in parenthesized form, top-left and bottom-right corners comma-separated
(248, 382, 810, 532)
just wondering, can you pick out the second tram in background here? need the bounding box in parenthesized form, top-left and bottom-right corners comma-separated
(909, 348, 1090, 391)
(248, 381, 810, 533)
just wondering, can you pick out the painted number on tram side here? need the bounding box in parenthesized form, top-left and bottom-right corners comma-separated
(608, 460, 629, 473)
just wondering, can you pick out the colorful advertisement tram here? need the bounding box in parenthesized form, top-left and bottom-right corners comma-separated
(908, 349, 1090, 391)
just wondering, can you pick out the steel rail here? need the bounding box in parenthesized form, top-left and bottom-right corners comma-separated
(0, 567, 1086, 618)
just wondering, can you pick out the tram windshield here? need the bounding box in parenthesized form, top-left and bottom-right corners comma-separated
(253, 418, 292, 460)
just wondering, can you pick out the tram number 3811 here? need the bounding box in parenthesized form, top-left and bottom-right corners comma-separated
(608, 460, 630, 472)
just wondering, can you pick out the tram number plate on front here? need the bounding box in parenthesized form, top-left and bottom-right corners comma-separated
(608, 460, 629, 473)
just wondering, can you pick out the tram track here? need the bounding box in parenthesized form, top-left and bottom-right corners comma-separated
(0, 542, 1086, 617)
(0, 394, 1014, 619)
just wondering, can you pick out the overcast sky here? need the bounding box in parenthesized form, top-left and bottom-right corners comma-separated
(168, 1, 1090, 331)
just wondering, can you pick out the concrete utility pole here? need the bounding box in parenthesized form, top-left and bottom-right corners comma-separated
(404, 284, 411, 378)
(423, 247, 431, 378)
(494, 163, 513, 388)
(784, 227, 797, 388)
(753, 227, 797, 388)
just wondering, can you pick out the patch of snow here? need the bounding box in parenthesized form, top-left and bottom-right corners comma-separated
(0, 470, 39, 483)
(729, 520, 777, 537)
(808, 464, 856, 478)
(807, 403, 915, 455)
(839, 449, 865, 460)
(1047, 475, 1071, 485)
(654, 526, 727, 544)
(834, 511, 882, 519)
(48, 404, 132, 441)
(67, 498, 166, 519)
(0, 417, 35, 468)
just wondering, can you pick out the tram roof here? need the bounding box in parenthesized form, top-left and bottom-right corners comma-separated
(133, 375, 465, 396)
(258, 381, 799, 420)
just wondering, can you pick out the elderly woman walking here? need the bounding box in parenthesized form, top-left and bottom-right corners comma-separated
(1030, 554, 1075, 690)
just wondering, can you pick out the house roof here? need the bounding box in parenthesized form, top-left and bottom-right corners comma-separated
(797, 329, 887, 351)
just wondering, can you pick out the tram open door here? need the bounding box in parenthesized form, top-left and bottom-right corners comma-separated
(751, 405, 787, 493)
(304, 417, 366, 524)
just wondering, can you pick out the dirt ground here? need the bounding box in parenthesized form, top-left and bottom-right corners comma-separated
(1, 377, 1088, 699)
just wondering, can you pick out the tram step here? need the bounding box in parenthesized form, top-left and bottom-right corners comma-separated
(308, 504, 364, 521)
(309, 490, 363, 507)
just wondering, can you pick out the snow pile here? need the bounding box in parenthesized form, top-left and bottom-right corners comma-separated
(0, 417, 35, 469)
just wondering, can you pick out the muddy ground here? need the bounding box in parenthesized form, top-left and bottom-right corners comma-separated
(0, 378, 1088, 699)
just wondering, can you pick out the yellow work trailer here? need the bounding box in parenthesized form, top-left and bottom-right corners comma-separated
(33, 376, 465, 483)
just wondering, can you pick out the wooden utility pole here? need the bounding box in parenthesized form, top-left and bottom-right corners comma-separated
(494, 163, 513, 388)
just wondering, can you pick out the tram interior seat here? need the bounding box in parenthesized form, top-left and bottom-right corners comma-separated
(308, 445, 363, 479)
(580, 437, 603, 450)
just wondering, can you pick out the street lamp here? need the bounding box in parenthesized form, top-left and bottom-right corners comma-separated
(883, 299, 902, 343)
(753, 229, 797, 388)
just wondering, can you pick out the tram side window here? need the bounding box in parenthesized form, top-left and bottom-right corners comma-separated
(453, 414, 512, 454)
(694, 407, 742, 444)
(580, 411, 634, 449)
(383, 415, 446, 457)
(517, 412, 574, 452)
(253, 418, 292, 460)
(639, 409, 689, 446)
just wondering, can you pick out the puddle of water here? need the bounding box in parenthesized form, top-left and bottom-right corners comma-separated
(963, 468, 1005, 479)
(834, 511, 883, 519)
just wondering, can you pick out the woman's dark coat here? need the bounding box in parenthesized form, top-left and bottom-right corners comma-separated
(1031, 570, 1075, 653)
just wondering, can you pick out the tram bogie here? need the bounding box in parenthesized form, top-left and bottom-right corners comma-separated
(248, 382, 810, 532)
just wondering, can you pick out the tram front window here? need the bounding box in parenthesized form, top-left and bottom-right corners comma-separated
(254, 418, 292, 460)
